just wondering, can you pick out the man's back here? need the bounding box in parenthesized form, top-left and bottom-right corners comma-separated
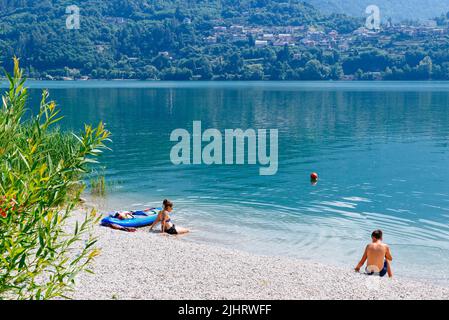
(366, 242, 389, 271)
(355, 230, 393, 277)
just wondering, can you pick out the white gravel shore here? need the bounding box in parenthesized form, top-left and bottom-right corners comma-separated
(72, 209, 449, 300)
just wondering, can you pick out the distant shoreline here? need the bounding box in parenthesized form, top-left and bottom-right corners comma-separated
(1, 78, 447, 82)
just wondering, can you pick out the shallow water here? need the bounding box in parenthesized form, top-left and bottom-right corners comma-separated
(9, 80, 449, 286)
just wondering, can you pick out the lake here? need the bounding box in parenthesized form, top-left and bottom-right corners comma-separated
(6, 80, 449, 285)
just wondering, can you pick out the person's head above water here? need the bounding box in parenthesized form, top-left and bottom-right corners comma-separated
(371, 229, 383, 241)
(163, 199, 173, 211)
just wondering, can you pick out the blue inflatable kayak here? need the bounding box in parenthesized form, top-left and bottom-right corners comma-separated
(101, 208, 162, 228)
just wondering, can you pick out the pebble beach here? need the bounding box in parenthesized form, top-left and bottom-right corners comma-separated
(71, 209, 449, 300)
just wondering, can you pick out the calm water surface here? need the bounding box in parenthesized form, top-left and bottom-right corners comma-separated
(5, 80, 449, 285)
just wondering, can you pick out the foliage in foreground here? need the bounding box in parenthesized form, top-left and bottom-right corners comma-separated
(0, 58, 111, 299)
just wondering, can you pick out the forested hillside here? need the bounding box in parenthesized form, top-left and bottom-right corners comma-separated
(1, 0, 449, 80)
(305, 0, 449, 22)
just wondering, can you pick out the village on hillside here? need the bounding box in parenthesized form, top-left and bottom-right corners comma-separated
(204, 20, 448, 52)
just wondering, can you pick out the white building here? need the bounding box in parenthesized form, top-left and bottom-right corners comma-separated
(230, 25, 244, 33)
(255, 40, 268, 47)
(205, 36, 217, 44)
(278, 33, 293, 41)
(213, 26, 227, 32)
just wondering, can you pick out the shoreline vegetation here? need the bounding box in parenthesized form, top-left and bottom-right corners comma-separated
(5, 78, 449, 82)
(0, 59, 111, 299)
(71, 205, 449, 300)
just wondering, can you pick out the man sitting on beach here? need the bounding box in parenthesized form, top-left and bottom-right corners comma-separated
(354, 229, 393, 278)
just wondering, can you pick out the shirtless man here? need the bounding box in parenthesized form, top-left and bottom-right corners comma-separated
(354, 229, 393, 278)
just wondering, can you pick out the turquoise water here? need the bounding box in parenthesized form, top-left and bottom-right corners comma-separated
(7, 80, 449, 285)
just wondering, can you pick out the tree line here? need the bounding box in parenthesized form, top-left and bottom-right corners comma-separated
(1, 0, 449, 80)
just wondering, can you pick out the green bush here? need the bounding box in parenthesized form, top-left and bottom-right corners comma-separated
(0, 58, 111, 300)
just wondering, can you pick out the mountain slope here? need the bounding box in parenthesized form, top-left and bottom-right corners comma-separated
(1, 0, 449, 81)
(305, 0, 449, 21)
(0, 0, 353, 76)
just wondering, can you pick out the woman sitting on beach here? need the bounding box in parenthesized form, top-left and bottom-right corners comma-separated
(149, 199, 189, 235)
